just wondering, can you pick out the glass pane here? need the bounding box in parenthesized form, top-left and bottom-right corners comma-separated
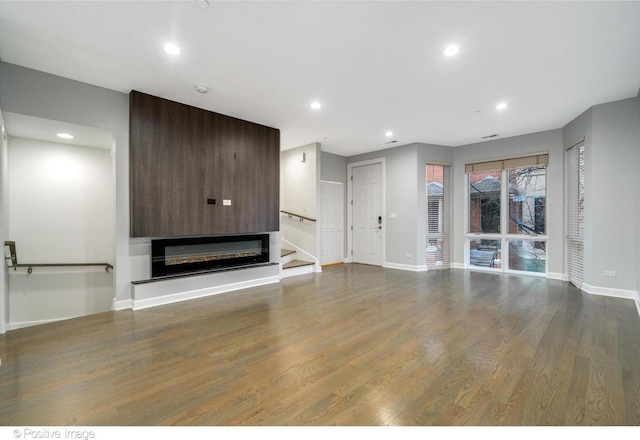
(427, 164, 444, 234)
(426, 237, 446, 266)
(508, 240, 546, 273)
(508, 166, 546, 235)
(468, 171, 501, 233)
(469, 239, 501, 269)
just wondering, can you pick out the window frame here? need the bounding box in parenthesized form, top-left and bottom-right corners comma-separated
(465, 157, 549, 276)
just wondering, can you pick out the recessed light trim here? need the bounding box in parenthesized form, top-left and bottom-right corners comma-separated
(57, 133, 74, 139)
(444, 44, 460, 57)
(310, 101, 322, 110)
(195, 85, 209, 94)
(496, 102, 508, 110)
(164, 43, 181, 55)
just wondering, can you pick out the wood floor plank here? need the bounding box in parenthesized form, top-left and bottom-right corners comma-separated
(1, 265, 639, 426)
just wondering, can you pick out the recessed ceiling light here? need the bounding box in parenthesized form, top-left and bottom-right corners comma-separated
(310, 101, 322, 110)
(496, 102, 508, 110)
(385, 131, 393, 137)
(444, 44, 460, 57)
(164, 43, 181, 55)
(195, 85, 209, 94)
(57, 133, 74, 139)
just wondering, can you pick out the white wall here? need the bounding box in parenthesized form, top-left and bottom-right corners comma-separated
(6, 138, 114, 328)
(280, 143, 320, 260)
(0, 62, 131, 308)
(8, 138, 114, 264)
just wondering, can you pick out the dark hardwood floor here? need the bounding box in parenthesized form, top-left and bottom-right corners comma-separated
(1, 264, 639, 426)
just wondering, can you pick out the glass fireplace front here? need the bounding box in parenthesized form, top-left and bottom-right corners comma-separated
(151, 234, 270, 278)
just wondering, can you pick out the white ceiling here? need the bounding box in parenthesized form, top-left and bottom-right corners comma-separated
(3, 112, 114, 149)
(0, 1, 639, 157)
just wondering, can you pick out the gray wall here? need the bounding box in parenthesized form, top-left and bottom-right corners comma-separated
(0, 109, 6, 333)
(452, 129, 565, 275)
(347, 142, 453, 268)
(320, 151, 347, 184)
(563, 97, 639, 294)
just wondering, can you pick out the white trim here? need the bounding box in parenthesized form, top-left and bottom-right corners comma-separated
(347, 158, 386, 267)
(581, 283, 638, 301)
(383, 262, 427, 272)
(132, 275, 280, 310)
(8, 317, 69, 330)
(546, 272, 567, 281)
(635, 298, 640, 319)
(113, 298, 132, 311)
(451, 263, 465, 270)
(281, 238, 321, 272)
(280, 264, 316, 279)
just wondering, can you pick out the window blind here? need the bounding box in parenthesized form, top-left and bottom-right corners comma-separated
(465, 153, 548, 173)
(565, 142, 584, 288)
(426, 164, 450, 269)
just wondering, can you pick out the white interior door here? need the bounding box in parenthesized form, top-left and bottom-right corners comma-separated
(352, 163, 383, 266)
(319, 181, 344, 266)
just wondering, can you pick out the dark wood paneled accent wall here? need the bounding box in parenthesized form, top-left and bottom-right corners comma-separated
(129, 90, 280, 237)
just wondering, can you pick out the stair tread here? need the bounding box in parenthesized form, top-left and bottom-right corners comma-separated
(282, 259, 315, 269)
(281, 249, 295, 257)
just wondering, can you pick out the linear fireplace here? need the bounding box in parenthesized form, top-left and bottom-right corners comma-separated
(151, 234, 270, 278)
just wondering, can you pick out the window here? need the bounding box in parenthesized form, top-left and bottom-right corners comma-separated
(426, 164, 450, 268)
(469, 171, 501, 233)
(466, 154, 548, 274)
(565, 142, 585, 287)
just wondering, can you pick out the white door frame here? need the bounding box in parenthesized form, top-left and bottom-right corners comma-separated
(347, 158, 386, 265)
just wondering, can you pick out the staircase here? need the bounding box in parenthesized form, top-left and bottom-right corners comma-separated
(280, 248, 315, 278)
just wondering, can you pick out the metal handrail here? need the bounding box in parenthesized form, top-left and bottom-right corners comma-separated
(4, 240, 112, 273)
(16, 263, 113, 274)
(281, 210, 316, 222)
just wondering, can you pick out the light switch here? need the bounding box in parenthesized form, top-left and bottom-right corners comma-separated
(223, 199, 232, 206)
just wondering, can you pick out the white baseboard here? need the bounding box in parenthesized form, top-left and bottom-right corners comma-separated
(451, 263, 465, 270)
(8, 317, 67, 330)
(133, 275, 280, 310)
(635, 298, 640, 319)
(113, 298, 132, 311)
(581, 283, 638, 301)
(546, 272, 567, 281)
(383, 262, 426, 272)
(280, 264, 316, 279)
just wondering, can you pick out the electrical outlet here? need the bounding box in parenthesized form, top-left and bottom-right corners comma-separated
(604, 270, 617, 277)
(405, 253, 412, 258)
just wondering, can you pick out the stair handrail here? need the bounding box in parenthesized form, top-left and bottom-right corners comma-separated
(4, 240, 113, 273)
(281, 210, 316, 223)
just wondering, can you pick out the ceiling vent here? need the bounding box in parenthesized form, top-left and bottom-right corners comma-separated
(481, 134, 499, 139)
(384, 140, 398, 144)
